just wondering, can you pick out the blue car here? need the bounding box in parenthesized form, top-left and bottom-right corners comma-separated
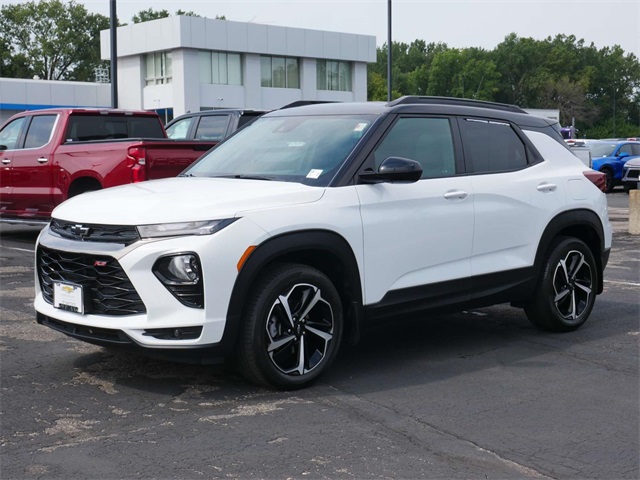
(589, 140, 640, 192)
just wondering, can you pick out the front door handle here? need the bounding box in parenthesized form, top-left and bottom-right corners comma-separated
(443, 190, 469, 200)
(1, 158, 10, 165)
(537, 183, 557, 192)
(37, 157, 48, 164)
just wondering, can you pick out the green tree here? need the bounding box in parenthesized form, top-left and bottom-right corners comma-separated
(132, 8, 170, 23)
(0, 0, 109, 81)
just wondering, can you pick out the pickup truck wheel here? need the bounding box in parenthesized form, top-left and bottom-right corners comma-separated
(238, 263, 343, 390)
(601, 168, 614, 193)
(68, 179, 101, 198)
(525, 237, 597, 332)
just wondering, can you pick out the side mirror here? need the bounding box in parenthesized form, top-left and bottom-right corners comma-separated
(0, 145, 7, 151)
(618, 151, 630, 159)
(359, 156, 423, 184)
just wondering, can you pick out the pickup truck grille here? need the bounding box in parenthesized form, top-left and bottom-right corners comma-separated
(50, 219, 140, 244)
(37, 246, 146, 316)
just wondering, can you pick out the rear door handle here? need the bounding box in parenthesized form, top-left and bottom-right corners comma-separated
(37, 157, 48, 164)
(537, 183, 557, 192)
(443, 190, 469, 200)
(1, 158, 10, 165)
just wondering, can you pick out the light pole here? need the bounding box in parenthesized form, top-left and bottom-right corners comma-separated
(387, 0, 392, 101)
(110, 0, 118, 108)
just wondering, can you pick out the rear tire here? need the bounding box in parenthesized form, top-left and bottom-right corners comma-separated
(238, 263, 343, 390)
(601, 168, 614, 193)
(525, 237, 597, 332)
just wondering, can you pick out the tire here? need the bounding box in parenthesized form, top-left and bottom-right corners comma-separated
(238, 263, 343, 389)
(623, 183, 635, 194)
(601, 168, 614, 193)
(525, 237, 597, 332)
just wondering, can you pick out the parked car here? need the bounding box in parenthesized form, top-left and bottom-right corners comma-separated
(0, 108, 218, 224)
(588, 140, 640, 192)
(34, 96, 611, 389)
(621, 157, 640, 192)
(565, 139, 592, 167)
(165, 109, 267, 141)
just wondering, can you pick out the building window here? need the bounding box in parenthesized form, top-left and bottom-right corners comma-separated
(260, 56, 299, 88)
(145, 51, 172, 86)
(199, 51, 242, 85)
(317, 60, 351, 91)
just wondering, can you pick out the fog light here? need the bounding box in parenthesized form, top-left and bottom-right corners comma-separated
(153, 253, 204, 308)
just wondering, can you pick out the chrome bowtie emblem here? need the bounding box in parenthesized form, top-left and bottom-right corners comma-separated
(70, 224, 91, 237)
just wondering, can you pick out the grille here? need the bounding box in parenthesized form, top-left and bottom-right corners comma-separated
(37, 246, 146, 316)
(627, 168, 640, 181)
(50, 219, 140, 244)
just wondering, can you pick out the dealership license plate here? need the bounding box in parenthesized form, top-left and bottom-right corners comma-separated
(53, 282, 84, 314)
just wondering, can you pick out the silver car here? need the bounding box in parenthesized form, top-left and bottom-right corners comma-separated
(621, 157, 640, 192)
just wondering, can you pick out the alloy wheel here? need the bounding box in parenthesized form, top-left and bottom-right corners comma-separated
(264, 283, 334, 375)
(552, 249, 593, 322)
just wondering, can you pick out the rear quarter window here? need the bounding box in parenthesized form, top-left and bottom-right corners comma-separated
(459, 118, 527, 173)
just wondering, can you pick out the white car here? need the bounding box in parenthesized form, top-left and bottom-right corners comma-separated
(35, 97, 612, 389)
(621, 157, 640, 192)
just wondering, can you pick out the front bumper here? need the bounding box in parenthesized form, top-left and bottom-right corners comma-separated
(34, 219, 269, 355)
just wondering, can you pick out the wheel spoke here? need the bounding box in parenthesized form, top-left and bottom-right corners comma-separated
(575, 281, 592, 295)
(277, 295, 295, 328)
(554, 288, 571, 303)
(306, 325, 333, 342)
(569, 255, 586, 280)
(558, 259, 570, 284)
(570, 291, 577, 320)
(267, 334, 296, 353)
(297, 288, 321, 322)
(295, 336, 306, 375)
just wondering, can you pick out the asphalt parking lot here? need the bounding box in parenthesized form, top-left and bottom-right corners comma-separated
(1, 192, 638, 479)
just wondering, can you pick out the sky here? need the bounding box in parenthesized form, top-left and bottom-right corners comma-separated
(6, 0, 640, 55)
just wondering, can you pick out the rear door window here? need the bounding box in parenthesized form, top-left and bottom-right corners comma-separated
(24, 115, 57, 149)
(194, 115, 230, 141)
(459, 118, 527, 173)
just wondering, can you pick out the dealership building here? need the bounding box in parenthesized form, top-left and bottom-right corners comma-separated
(0, 16, 376, 123)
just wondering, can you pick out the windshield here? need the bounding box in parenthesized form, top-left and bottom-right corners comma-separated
(589, 143, 618, 157)
(183, 114, 376, 186)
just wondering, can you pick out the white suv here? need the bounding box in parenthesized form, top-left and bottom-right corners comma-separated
(34, 97, 612, 389)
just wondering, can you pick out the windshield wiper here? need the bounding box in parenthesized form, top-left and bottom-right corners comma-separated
(213, 174, 275, 181)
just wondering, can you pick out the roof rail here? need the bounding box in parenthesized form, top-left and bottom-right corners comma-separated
(279, 100, 340, 110)
(387, 96, 527, 114)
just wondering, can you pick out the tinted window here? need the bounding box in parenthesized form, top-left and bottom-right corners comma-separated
(65, 115, 164, 142)
(166, 117, 194, 139)
(460, 118, 527, 173)
(0, 117, 26, 150)
(237, 113, 263, 129)
(194, 115, 230, 141)
(24, 115, 57, 149)
(374, 117, 456, 179)
(618, 144, 635, 156)
(633, 144, 640, 156)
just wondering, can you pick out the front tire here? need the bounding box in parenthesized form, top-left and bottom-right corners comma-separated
(525, 237, 597, 332)
(238, 263, 343, 389)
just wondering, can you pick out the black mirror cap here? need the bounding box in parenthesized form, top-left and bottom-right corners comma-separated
(359, 156, 423, 184)
(0, 145, 7, 151)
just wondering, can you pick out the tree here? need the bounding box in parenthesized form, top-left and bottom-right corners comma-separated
(0, 0, 109, 81)
(132, 8, 170, 23)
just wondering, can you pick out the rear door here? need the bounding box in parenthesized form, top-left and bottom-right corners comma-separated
(459, 117, 565, 291)
(10, 114, 59, 218)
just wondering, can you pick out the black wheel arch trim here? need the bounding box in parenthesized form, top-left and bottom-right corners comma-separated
(223, 229, 364, 352)
(534, 209, 607, 294)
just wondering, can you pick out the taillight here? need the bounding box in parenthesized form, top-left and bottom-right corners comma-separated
(127, 146, 146, 182)
(583, 170, 606, 192)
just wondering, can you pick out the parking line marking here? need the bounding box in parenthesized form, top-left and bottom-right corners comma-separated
(4, 246, 35, 253)
(605, 280, 640, 287)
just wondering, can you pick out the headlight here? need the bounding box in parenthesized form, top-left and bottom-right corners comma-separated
(137, 219, 237, 238)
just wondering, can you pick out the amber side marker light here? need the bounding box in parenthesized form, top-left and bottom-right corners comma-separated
(237, 246, 257, 272)
(583, 170, 607, 192)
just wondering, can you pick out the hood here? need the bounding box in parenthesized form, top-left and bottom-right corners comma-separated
(623, 157, 640, 168)
(52, 177, 325, 225)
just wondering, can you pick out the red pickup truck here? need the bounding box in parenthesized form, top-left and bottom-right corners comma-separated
(0, 108, 217, 224)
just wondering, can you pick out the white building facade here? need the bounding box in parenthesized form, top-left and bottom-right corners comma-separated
(100, 16, 376, 117)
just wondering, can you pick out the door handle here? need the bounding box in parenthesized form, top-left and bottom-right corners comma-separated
(1, 158, 10, 165)
(37, 157, 48, 164)
(537, 183, 557, 192)
(443, 190, 469, 200)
